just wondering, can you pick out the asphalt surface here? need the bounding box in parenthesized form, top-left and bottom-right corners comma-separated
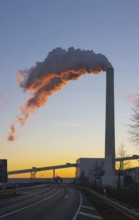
(0, 184, 103, 220)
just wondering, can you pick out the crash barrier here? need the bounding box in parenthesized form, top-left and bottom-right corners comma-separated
(78, 186, 139, 220)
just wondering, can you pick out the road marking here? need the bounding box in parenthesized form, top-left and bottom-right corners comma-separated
(0, 189, 60, 219)
(72, 191, 82, 220)
(82, 205, 96, 210)
(79, 211, 103, 219)
(64, 195, 69, 199)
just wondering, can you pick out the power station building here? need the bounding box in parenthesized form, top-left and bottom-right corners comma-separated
(76, 68, 116, 186)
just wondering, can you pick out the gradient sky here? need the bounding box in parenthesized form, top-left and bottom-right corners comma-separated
(0, 0, 139, 178)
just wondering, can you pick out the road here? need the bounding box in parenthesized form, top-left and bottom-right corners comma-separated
(0, 184, 103, 220)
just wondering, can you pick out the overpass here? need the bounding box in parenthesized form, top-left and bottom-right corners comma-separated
(115, 155, 139, 161)
(8, 163, 77, 179)
(115, 155, 139, 170)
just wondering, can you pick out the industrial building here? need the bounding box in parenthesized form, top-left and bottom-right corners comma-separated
(76, 68, 116, 186)
(76, 158, 105, 185)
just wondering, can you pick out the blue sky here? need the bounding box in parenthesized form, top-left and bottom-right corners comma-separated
(0, 0, 139, 176)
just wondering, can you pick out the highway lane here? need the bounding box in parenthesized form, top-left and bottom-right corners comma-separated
(0, 184, 103, 220)
(0, 184, 57, 214)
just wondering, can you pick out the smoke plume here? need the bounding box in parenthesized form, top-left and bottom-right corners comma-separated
(8, 47, 112, 141)
(125, 94, 139, 104)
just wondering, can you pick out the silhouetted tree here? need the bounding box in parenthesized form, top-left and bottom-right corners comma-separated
(128, 94, 139, 145)
(116, 143, 131, 171)
(116, 143, 131, 191)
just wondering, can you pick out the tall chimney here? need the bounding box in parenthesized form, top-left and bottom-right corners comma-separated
(105, 68, 115, 169)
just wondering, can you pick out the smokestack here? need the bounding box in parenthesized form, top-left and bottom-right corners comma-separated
(105, 68, 115, 168)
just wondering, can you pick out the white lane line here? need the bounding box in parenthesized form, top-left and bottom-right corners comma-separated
(79, 211, 103, 219)
(0, 189, 60, 219)
(72, 191, 82, 220)
(82, 205, 96, 210)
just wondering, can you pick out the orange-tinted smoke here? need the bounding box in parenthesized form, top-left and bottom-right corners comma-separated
(125, 94, 139, 103)
(7, 124, 16, 141)
(8, 47, 112, 141)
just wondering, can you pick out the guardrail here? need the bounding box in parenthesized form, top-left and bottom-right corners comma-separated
(79, 186, 139, 220)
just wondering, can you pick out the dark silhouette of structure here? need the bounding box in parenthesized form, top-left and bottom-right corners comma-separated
(105, 68, 115, 168)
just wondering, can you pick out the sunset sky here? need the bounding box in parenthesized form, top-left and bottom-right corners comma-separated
(0, 0, 139, 178)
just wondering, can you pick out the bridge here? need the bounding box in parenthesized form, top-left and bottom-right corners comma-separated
(115, 155, 139, 161)
(8, 163, 77, 179)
